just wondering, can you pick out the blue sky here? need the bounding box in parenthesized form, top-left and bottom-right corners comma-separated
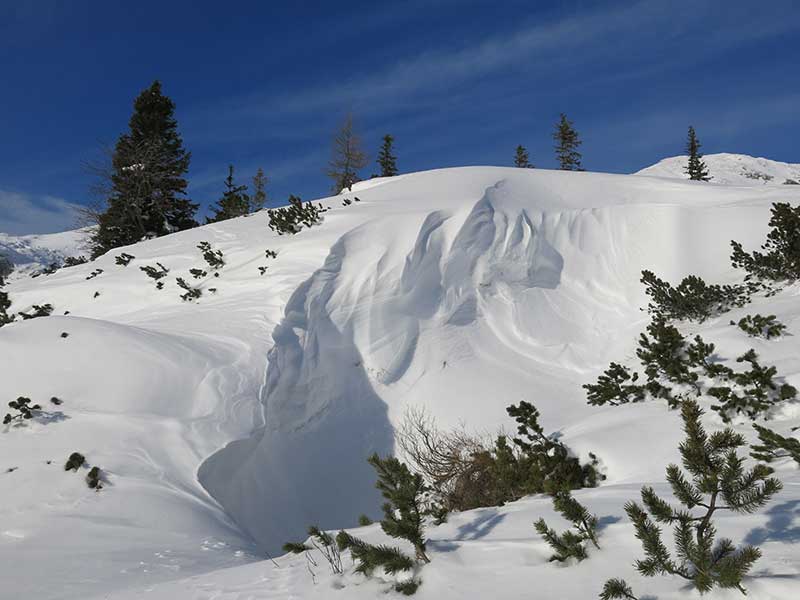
(0, 0, 798, 234)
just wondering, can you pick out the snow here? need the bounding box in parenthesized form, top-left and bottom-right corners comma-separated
(635, 152, 800, 186)
(1, 165, 799, 600)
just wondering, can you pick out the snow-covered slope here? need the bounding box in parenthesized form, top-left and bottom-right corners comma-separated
(635, 152, 800, 186)
(0, 228, 89, 275)
(1, 168, 799, 600)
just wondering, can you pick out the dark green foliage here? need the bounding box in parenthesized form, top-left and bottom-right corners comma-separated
(64, 452, 86, 471)
(707, 349, 797, 422)
(507, 401, 605, 493)
(368, 453, 430, 563)
(86, 466, 103, 489)
(514, 145, 534, 168)
(4, 397, 42, 425)
(283, 541, 308, 554)
(684, 126, 710, 181)
(0, 254, 13, 282)
(140, 262, 169, 289)
(625, 400, 781, 595)
(535, 491, 599, 563)
(377, 134, 398, 177)
(751, 424, 800, 465)
(50, 397, 63, 405)
(358, 514, 373, 526)
(635, 317, 699, 406)
(93, 291, 101, 299)
(394, 579, 421, 595)
(18, 304, 54, 320)
(553, 113, 583, 171)
(599, 579, 638, 600)
(251, 168, 268, 212)
(198, 241, 225, 270)
(114, 253, 135, 266)
(731, 314, 786, 339)
(86, 268, 103, 280)
(731, 202, 800, 285)
(284, 525, 343, 574)
(91, 81, 196, 257)
(0, 290, 13, 327)
(63, 256, 88, 267)
(267, 195, 326, 235)
(327, 113, 368, 192)
(641, 270, 750, 322)
(584, 362, 645, 406)
(176, 277, 201, 301)
(335, 530, 414, 576)
(207, 165, 251, 223)
(189, 268, 207, 280)
(60, 332, 69, 338)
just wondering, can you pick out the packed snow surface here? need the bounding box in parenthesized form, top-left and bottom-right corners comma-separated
(1, 167, 799, 600)
(635, 152, 800, 186)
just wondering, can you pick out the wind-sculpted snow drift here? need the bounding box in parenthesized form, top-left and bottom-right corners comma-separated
(1, 167, 798, 599)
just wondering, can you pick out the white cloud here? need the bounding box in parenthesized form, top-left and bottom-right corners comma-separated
(0, 189, 82, 235)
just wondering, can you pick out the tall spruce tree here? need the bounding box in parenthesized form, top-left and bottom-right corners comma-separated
(377, 134, 398, 177)
(251, 167, 268, 212)
(685, 126, 710, 181)
(91, 81, 196, 257)
(326, 113, 368, 192)
(553, 113, 583, 171)
(207, 165, 250, 223)
(514, 145, 534, 168)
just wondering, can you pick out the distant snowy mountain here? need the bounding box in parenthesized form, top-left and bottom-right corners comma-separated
(635, 152, 800, 185)
(0, 228, 89, 275)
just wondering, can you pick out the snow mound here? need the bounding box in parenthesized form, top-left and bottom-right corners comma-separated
(1, 167, 799, 600)
(635, 152, 800, 186)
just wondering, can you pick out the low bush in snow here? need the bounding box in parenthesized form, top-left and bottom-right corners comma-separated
(267, 195, 326, 235)
(3, 397, 42, 425)
(731, 313, 786, 339)
(640, 270, 750, 322)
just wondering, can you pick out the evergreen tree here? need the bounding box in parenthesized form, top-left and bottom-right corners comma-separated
(514, 145, 534, 168)
(377, 134, 398, 177)
(91, 81, 196, 257)
(251, 167, 268, 212)
(326, 113, 368, 192)
(624, 399, 781, 595)
(207, 165, 250, 223)
(368, 453, 430, 563)
(535, 491, 599, 563)
(553, 113, 583, 171)
(684, 126, 710, 181)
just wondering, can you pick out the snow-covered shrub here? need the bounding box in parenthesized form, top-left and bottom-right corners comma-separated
(18, 304, 54, 320)
(267, 195, 326, 235)
(85, 268, 103, 280)
(140, 262, 169, 289)
(64, 452, 86, 471)
(535, 491, 599, 563)
(624, 400, 781, 595)
(3, 397, 42, 425)
(0, 290, 13, 327)
(63, 256, 88, 267)
(114, 252, 135, 266)
(189, 268, 207, 279)
(731, 202, 800, 285)
(197, 241, 224, 270)
(731, 314, 786, 339)
(176, 277, 201, 301)
(640, 270, 750, 322)
(86, 466, 103, 489)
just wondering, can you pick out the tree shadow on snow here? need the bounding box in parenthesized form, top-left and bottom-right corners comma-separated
(744, 499, 800, 546)
(455, 510, 506, 541)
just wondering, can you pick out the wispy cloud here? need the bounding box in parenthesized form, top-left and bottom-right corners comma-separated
(0, 190, 81, 235)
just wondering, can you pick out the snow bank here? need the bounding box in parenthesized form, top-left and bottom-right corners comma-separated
(636, 152, 800, 186)
(1, 166, 799, 599)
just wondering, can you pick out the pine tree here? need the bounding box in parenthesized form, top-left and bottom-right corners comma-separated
(326, 113, 368, 192)
(377, 134, 398, 177)
(553, 113, 583, 171)
(368, 453, 430, 563)
(535, 491, 599, 563)
(251, 167, 268, 212)
(207, 165, 250, 223)
(624, 399, 781, 595)
(514, 145, 534, 168)
(684, 126, 710, 181)
(91, 81, 196, 257)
